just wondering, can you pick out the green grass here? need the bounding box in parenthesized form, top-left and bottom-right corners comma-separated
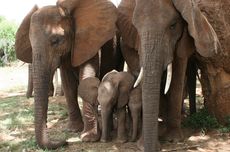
(218, 116, 230, 133)
(183, 108, 230, 134)
(182, 108, 220, 130)
(0, 95, 69, 152)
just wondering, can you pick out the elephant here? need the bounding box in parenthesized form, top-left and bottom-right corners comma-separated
(195, 0, 230, 124)
(97, 70, 135, 143)
(128, 85, 142, 142)
(132, 0, 220, 151)
(15, 0, 123, 149)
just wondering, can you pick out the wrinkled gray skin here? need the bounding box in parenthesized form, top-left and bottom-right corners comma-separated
(97, 70, 135, 143)
(132, 0, 219, 151)
(128, 85, 142, 142)
(26, 64, 63, 98)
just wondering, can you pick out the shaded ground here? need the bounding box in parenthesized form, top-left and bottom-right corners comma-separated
(0, 62, 229, 152)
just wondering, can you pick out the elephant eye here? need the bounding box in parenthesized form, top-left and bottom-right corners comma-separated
(50, 35, 64, 47)
(170, 21, 177, 30)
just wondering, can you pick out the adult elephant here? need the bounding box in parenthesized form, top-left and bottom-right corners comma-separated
(132, 0, 220, 151)
(15, 0, 123, 149)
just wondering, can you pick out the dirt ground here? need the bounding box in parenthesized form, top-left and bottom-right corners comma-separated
(0, 62, 229, 152)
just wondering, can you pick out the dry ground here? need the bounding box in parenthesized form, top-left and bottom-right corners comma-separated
(0, 61, 229, 152)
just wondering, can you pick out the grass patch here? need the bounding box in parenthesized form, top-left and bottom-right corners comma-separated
(218, 116, 230, 133)
(0, 95, 69, 152)
(183, 108, 230, 134)
(182, 108, 219, 130)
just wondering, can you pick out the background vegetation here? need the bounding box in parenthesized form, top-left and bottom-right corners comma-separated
(0, 16, 18, 66)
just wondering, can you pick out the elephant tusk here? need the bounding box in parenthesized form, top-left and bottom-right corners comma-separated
(164, 63, 172, 94)
(133, 67, 143, 88)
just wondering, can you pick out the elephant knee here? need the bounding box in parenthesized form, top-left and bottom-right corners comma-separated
(78, 77, 100, 105)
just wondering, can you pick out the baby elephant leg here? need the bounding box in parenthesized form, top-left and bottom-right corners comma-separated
(128, 86, 142, 142)
(116, 107, 127, 143)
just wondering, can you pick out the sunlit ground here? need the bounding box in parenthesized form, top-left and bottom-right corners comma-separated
(0, 61, 229, 151)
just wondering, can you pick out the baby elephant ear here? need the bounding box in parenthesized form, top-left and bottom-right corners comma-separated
(58, 0, 118, 66)
(172, 0, 220, 57)
(15, 5, 38, 63)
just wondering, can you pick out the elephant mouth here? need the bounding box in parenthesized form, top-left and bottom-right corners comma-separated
(133, 63, 172, 94)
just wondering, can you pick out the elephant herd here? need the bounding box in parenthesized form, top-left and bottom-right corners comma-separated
(15, 0, 230, 151)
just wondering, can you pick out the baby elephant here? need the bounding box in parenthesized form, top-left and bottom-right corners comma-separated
(98, 70, 135, 143)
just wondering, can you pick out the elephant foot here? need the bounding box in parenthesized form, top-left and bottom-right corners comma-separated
(130, 135, 137, 142)
(137, 134, 161, 151)
(67, 120, 84, 132)
(137, 135, 144, 151)
(116, 136, 127, 143)
(80, 127, 100, 142)
(100, 136, 111, 143)
(26, 92, 33, 98)
(161, 127, 184, 142)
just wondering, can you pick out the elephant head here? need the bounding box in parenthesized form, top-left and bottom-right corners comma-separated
(15, 0, 117, 149)
(132, 0, 220, 151)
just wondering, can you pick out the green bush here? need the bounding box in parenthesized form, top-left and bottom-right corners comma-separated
(0, 16, 18, 66)
(218, 116, 230, 133)
(182, 108, 220, 130)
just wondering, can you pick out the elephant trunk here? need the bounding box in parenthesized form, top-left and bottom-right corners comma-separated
(33, 54, 67, 149)
(141, 32, 164, 151)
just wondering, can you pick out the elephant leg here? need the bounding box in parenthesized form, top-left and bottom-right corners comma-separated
(100, 106, 112, 142)
(60, 65, 83, 132)
(165, 57, 188, 142)
(52, 69, 58, 97)
(130, 107, 141, 142)
(116, 107, 127, 143)
(187, 56, 197, 115)
(48, 71, 55, 97)
(26, 64, 33, 98)
(59, 83, 64, 96)
(79, 54, 100, 142)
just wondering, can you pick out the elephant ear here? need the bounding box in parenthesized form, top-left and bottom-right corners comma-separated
(117, 0, 139, 50)
(57, 0, 117, 66)
(15, 5, 38, 63)
(172, 0, 220, 57)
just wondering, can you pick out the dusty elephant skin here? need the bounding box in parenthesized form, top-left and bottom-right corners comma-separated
(14, 0, 123, 150)
(195, 0, 230, 124)
(132, 0, 220, 151)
